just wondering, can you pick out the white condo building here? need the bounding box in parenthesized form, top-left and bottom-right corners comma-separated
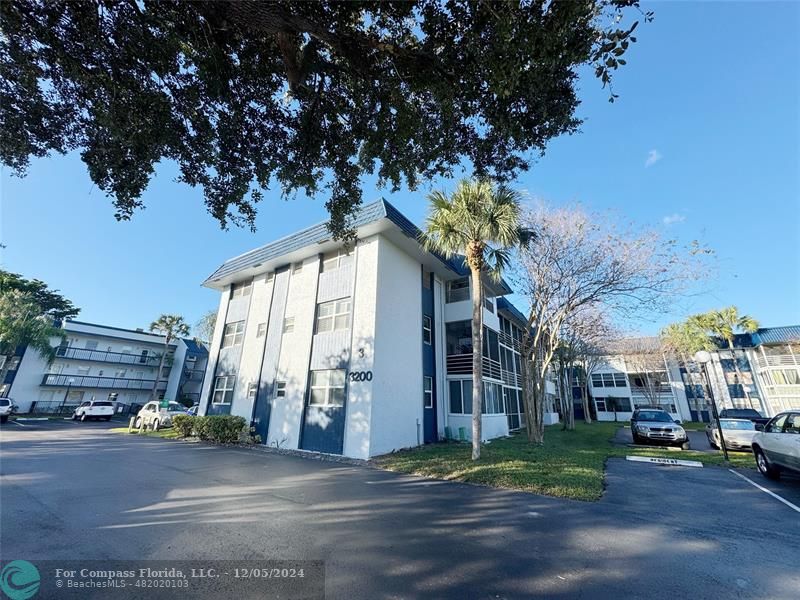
(1, 320, 208, 414)
(199, 200, 534, 459)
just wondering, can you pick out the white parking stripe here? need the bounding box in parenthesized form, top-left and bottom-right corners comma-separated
(729, 469, 800, 514)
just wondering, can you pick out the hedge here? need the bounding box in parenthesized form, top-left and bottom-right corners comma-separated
(171, 414, 247, 444)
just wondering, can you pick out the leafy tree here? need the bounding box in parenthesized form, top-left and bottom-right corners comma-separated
(688, 307, 760, 410)
(0, 270, 79, 320)
(421, 178, 525, 460)
(0, 290, 65, 385)
(148, 314, 190, 403)
(1, 0, 650, 239)
(194, 310, 217, 345)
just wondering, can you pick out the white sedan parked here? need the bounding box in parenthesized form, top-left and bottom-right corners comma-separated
(706, 419, 758, 450)
(73, 400, 114, 421)
(134, 401, 188, 430)
(751, 412, 800, 480)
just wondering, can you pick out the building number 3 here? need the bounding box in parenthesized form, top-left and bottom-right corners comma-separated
(349, 371, 373, 382)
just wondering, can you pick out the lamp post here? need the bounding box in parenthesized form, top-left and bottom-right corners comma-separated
(60, 377, 76, 415)
(694, 351, 729, 462)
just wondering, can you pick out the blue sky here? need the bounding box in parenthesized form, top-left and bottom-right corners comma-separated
(1, 1, 798, 335)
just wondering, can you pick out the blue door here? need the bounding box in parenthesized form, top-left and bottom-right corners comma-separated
(300, 369, 347, 454)
(422, 270, 438, 443)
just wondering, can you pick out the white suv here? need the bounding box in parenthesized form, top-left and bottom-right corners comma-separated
(751, 412, 800, 479)
(0, 398, 13, 423)
(73, 400, 115, 422)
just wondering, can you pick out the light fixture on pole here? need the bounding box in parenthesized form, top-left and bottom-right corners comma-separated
(693, 351, 729, 462)
(60, 377, 76, 415)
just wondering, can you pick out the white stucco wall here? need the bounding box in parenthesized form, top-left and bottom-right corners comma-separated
(198, 290, 230, 416)
(368, 235, 424, 457)
(267, 256, 320, 448)
(342, 236, 379, 459)
(230, 272, 273, 420)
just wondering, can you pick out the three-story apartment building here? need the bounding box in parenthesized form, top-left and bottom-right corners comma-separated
(2, 320, 208, 414)
(199, 200, 530, 459)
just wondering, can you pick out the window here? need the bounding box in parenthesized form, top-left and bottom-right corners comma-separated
(292, 262, 303, 274)
(481, 327, 499, 362)
(256, 322, 267, 338)
(247, 382, 258, 399)
(423, 376, 433, 408)
(283, 317, 295, 334)
(222, 321, 245, 348)
(483, 287, 494, 313)
(115, 369, 127, 378)
(595, 398, 606, 411)
(316, 299, 351, 333)
(423, 316, 432, 345)
(139, 350, 149, 364)
(85, 340, 98, 350)
(5, 356, 20, 371)
(449, 379, 473, 414)
(614, 373, 627, 387)
(482, 381, 503, 414)
(446, 278, 469, 303)
(766, 414, 787, 433)
(77, 367, 90, 376)
(321, 248, 354, 272)
(275, 381, 286, 398)
(212, 375, 235, 404)
(230, 279, 253, 299)
(446, 321, 473, 355)
(784, 414, 800, 435)
(602, 373, 615, 387)
(309, 370, 345, 406)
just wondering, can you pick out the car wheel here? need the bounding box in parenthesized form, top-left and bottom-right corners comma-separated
(152, 419, 160, 431)
(72, 413, 78, 421)
(80, 413, 87, 422)
(754, 448, 780, 480)
(134, 417, 142, 429)
(680, 441, 690, 450)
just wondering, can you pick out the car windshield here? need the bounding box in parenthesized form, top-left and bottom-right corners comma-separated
(723, 409, 761, 418)
(637, 411, 673, 422)
(720, 419, 755, 430)
(168, 403, 185, 412)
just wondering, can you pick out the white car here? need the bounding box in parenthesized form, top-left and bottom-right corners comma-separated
(751, 412, 800, 480)
(706, 418, 758, 450)
(73, 400, 115, 422)
(134, 401, 188, 430)
(0, 398, 13, 423)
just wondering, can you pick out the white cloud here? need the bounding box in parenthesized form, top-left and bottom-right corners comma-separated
(662, 213, 686, 226)
(645, 149, 662, 168)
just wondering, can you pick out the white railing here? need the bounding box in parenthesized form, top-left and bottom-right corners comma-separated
(754, 354, 799, 368)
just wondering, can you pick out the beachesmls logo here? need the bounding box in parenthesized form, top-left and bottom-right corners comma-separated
(0, 560, 40, 600)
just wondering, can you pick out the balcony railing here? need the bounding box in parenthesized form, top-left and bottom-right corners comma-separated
(41, 374, 168, 390)
(446, 354, 507, 383)
(630, 384, 673, 396)
(754, 354, 799, 368)
(762, 384, 800, 397)
(55, 346, 165, 367)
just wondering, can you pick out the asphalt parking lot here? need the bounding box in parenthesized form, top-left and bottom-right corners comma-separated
(2, 420, 799, 599)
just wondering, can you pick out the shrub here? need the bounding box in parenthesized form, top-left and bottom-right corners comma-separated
(206, 415, 247, 444)
(192, 416, 211, 440)
(172, 414, 194, 438)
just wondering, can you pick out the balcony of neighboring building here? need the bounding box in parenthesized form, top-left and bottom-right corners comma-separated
(54, 345, 167, 368)
(41, 373, 168, 391)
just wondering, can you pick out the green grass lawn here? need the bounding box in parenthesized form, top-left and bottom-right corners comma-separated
(109, 426, 182, 440)
(374, 422, 755, 501)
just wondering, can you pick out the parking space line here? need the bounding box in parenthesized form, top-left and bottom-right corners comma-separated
(729, 469, 800, 514)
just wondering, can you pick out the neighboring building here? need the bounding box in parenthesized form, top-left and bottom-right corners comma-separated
(199, 200, 530, 459)
(1, 320, 208, 414)
(585, 338, 692, 422)
(585, 326, 800, 423)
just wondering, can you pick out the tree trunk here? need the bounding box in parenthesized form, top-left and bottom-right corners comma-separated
(727, 341, 754, 410)
(521, 341, 545, 444)
(150, 340, 169, 403)
(582, 375, 592, 424)
(469, 266, 484, 460)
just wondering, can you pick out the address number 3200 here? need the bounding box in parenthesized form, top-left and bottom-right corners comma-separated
(349, 371, 373, 382)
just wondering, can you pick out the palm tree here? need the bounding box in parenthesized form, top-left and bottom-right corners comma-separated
(148, 314, 190, 404)
(421, 179, 526, 460)
(0, 290, 64, 373)
(691, 307, 759, 409)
